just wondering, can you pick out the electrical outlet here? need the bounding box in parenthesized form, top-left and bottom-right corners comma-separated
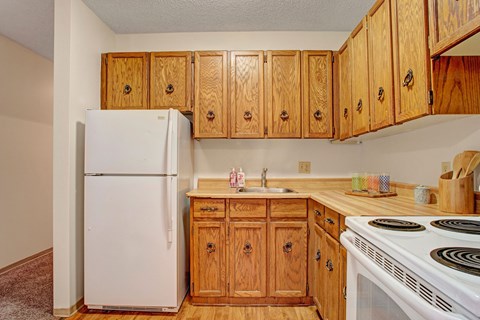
(441, 161, 451, 174)
(298, 161, 311, 174)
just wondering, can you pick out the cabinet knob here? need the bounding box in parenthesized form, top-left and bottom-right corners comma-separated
(343, 108, 348, 119)
(377, 86, 384, 101)
(325, 217, 335, 225)
(326, 259, 334, 271)
(315, 249, 321, 261)
(314, 209, 322, 216)
(313, 110, 323, 120)
(283, 241, 293, 253)
(356, 99, 363, 112)
(280, 110, 289, 120)
(200, 206, 218, 212)
(402, 68, 414, 87)
(123, 84, 132, 95)
(206, 242, 216, 253)
(166, 84, 174, 94)
(243, 111, 253, 120)
(206, 110, 215, 120)
(243, 241, 253, 255)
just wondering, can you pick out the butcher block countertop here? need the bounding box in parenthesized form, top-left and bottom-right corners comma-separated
(187, 178, 478, 217)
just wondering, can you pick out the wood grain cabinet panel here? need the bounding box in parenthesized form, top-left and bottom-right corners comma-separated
(192, 221, 226, 297)
(429, 0, 480, 56)
(149, 52, 192, 112)
(104, 52, 148, 110)
(324, 207, 340, 240)
(193, 198, 226, 218)
(229, 222, 267, 297)
(312, 224, 326, 315)
(368, 0, 395, 131)
(194, 51, 229, 138)
(351, 18, 370, 136)
(269, 221, 307, 297)
(229, 199, 267, 218)
(392, 0, 431, 123)
(266, 51, 302, 138)
(338, 41, 353, 140)
(270, 199, 307, 218)
(302, 51, 333, 138)
(230, 51, 265, 138)
(324, 232, 340, 320)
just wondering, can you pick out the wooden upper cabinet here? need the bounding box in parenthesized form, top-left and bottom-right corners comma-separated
(391, 0, 431, 123)
(104, 52, 148, 110)
(302, 51, 333, 138)
(429, 0, 480, 56)
(229, 222, 267, 297)
(338, 41, 353, 141)
(368, 0, 395, 131)
(230, 51, 265, 138)
(351, 18, 370, 136)
(194, 51, 229, 138)
(266, 51, 302, 138)
(149, 52, 192, 112)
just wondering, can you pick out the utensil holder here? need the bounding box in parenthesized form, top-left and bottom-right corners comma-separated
(438, 171, 474, 214)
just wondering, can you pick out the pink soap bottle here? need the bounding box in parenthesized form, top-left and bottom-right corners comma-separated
(229, 168, 237, 188)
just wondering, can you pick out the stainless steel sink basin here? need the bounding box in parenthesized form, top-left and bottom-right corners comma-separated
(236, 187, 296, 193)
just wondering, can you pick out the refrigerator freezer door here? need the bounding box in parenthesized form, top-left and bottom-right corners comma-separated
(85, 110, 178, 175)
(84, 175, 178, 308)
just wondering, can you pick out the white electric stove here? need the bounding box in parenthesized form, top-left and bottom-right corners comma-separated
(341, 216, 480, 320)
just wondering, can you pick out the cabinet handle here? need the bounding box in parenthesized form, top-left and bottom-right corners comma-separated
(206, 242, 216, 253)
(356, 99, 363, 112)
(343, 107, 348, 119)
(165, 84, 174, 94)
(342, 286, 347, 299)
(280, 110, 289, 120)
(200, 206, 218, 212)
(402, 69, 414, 87)
(283, 241, 293, 253)
(243, 241, 253, 255)
(206, 110, 215, 120)
(377, 86, 384, 101)
(326, 259, 334, 271)
(313, 110, 322, 120)
(123, 84, 132, 95)
(325, 218, 335, 225)
(314, 209, 322, 216)
(315, 249, 321, 261)
(243, 111, 252, 120)
(340, 228, 346, 234)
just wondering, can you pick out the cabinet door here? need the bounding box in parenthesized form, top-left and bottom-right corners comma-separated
(324, 232, 340, 320)
(429, 0, 480, 56)
(368, 0, 395, 131)
(192, 221, 226, 297)
(392, 0, 431, 123)
(105, 52, 148, 110)
(339, 245, 347, 320)
(149, 52, 192, 112)
(266, 51, 302, 138)
(351, 18, 370, 136)
(194, 51, 228, 138)
(230, 51, 265, 138)
(338, 41, 352, 140)
(302, 51, 333, 138)
(313, 224, 326, 316)
(229, 222, 267, 297)
(269, 221, 307, 297)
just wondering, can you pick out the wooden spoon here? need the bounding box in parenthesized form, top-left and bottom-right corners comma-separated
(461, 152, 480, 178)
(452, 152, 464, 179)
(458, 151, 479, 178)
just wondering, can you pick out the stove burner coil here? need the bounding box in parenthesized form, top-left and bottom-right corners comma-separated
(368, 218, 426, 231)
(430, 219, 480, 235)
(431, 247, 480, 276)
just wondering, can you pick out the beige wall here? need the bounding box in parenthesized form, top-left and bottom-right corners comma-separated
(0, 34, 53, 269)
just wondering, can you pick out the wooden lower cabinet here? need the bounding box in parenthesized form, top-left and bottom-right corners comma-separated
(324, 232, 340, 320)
(312, 224, 326, 314)
(339, 246, 348, 320)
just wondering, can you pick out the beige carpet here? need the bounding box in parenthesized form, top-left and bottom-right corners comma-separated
(0, 252, 58, 320)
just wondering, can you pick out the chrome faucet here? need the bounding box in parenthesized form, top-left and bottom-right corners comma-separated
(261, 168, 268, 187)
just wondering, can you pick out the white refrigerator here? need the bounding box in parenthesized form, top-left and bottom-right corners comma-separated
(84, 109, 193, 312)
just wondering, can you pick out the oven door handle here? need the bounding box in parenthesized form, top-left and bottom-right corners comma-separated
(340, 231, 470, 320)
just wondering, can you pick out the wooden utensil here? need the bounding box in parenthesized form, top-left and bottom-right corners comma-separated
(452, 151, 478, 179)
(452, 152, 464, 179)
(461, 152, 480, 178)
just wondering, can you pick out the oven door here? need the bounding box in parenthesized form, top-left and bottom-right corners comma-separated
(341, 230, 468, 320)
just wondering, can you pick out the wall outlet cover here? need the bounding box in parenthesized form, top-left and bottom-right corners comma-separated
(441, 161, 451, 174)
(298, 161, 311, 174)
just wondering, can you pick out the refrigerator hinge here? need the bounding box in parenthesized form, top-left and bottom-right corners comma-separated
(85, 173, 103, 176)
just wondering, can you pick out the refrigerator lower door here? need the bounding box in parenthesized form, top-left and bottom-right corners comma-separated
(85, 175, 180, 310)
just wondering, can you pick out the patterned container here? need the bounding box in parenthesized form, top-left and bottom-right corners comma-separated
(368, 174, 380, 193)
(414, 185, 430, 204)
(361, 173, 368, 191)
(379, 173, 390, 193)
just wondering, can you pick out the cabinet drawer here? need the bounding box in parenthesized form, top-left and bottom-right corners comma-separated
(324, 207, 340, 240)
(230, 199, 267, 218)
(270, 199, 307, 218)
(311, 201, 325, 227)
(193, 199, 226, 218)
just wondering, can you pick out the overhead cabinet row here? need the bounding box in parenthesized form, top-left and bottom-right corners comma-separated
(101, 50, 333, 139)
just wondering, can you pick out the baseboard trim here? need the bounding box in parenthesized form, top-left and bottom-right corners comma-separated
(53, 297, 84, 317)
(0, 247, 53, 275)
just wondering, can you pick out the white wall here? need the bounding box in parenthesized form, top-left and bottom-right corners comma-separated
(0, 34, 53, 269)
(53, 0, 115, 313)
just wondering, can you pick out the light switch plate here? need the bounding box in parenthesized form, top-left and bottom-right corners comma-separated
(298, 161, 311, 174)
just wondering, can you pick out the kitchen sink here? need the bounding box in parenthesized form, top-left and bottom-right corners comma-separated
(236, 187, 296, 193)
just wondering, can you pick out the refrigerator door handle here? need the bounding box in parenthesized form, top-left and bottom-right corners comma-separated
(166, 108, 174, 176)
(166, 176, 173, 243)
